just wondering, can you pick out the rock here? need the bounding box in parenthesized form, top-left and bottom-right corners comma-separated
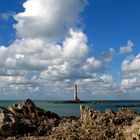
(80, 105, 101, 124)
(113, 117, 125, 125)
(8, 99, 60, 136)
(104, 129, 115, 138)
(0, 106, 20, 137)
(114, 108, 138, 126)
(124, 116, 140, 140)
(1, 102, 140, 140)
(79, 105, 138, 139)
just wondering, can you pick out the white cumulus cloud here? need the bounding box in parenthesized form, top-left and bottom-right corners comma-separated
(14, 0, 88, 40)
(101, 48, 115, 63)
(0, 0, 132, 99)
(122, 53, 140, 73)
(120, 40, 133, 54)
(83, 57, 103, 73)
(121, 53, 140, 94)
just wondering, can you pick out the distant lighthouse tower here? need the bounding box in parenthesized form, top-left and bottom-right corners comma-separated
(73, 84, 79, 101)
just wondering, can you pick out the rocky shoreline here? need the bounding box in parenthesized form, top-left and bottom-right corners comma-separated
(0, 99, 140, 140)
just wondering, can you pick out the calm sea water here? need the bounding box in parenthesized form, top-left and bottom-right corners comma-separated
(0, 100, 140, 116)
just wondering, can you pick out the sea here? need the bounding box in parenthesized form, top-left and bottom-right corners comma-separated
(0, 100, 140, 116)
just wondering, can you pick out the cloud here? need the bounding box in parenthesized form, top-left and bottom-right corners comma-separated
(0, 25, 111, 99)
(40, 29, 90, 80)
(1, 0, 136, 99)
(63, 29, 88, 62)
(0, 29, 91, 96)
(121, 77, 140, 94)
(121, 53, 140, 93)
(120, 40, 133, 54)
(0, 74, 39, 98)
(38, 74, 120, 100)
(14, 0, 88, 40)
(121, 78, 138, 89)
(101, 48, 115, 63)
(83, 57, 103, 73)
(0, 12, 15, 21)
(121, 53, 140, 73)
(74, 74, 121, 99)
(0, 29, 89, 71)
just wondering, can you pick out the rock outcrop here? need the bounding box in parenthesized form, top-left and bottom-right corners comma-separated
(8, 99, 60, 136)
(0, 99, 60, 138)
(0, 107, 20, 137)
(0, 100, 140, 140)
(124, 116, 140, 140)
(46, 105, 138, 140)
(79, 105, 138, 139)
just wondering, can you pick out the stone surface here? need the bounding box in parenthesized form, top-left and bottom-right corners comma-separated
(0, 106, 20, 137)
(124, 116, 140, 140)
(0, 101, 140, 140)
(45, 105, 138, 140)
(8, 99, 60, 136)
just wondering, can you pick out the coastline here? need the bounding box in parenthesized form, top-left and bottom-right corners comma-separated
(0, 99, 140, 140)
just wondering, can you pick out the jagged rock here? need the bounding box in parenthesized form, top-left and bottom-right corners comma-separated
(1, 102, 140, 140)
(8, 99, 60, 136)
(116, 108, 137, 125)
(0, 106, 20, 137)
(124, 116, 140, 140)
(79, 105, 138, 139)
(80, 105, 101, 124)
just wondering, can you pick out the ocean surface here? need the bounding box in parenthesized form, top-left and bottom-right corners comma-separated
(0, 100, 140, 116)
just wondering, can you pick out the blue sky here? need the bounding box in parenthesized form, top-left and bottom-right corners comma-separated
(0, 0, 140, 100)
(85, 0, 139, 69)
(0, 0, 23, 45)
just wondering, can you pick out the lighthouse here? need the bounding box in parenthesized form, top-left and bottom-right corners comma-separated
(73, 84, 79, 101)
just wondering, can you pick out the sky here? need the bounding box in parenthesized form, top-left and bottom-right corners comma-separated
(0, 0, 140, 100)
